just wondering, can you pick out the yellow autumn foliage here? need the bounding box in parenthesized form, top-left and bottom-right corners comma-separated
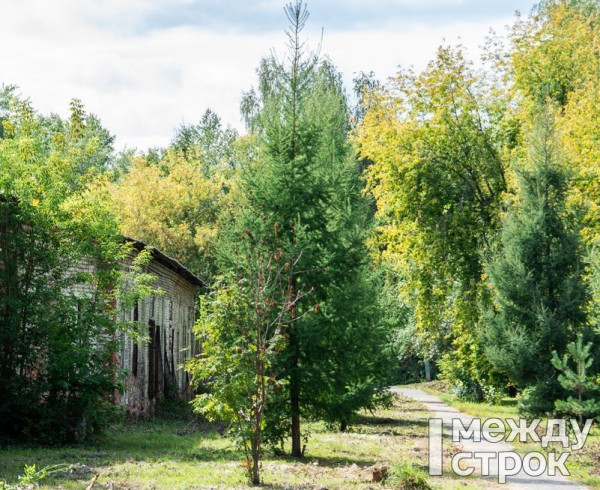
(110, 148, 234, 278)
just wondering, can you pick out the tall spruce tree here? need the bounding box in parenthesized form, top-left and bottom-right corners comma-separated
(228, 1, 391, 456)
(481, 112, 587, 413)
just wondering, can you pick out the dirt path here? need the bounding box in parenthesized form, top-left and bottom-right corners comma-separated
(393, 387, 587, 489)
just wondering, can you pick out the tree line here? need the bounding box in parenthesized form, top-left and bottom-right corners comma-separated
(2, 0, 600, 485)
(356, 0, 600, 419)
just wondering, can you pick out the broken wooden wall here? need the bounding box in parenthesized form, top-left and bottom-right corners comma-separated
(117, 257, 198, 417)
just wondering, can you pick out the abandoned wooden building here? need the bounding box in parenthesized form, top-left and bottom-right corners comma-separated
(116, 237, 204, 416)
(1, 197, 204, 420)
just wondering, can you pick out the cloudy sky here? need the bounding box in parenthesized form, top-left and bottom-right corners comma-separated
(1, 0, 534, 151)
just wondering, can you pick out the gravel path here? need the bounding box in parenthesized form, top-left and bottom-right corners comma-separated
(392, 387, 587, 489)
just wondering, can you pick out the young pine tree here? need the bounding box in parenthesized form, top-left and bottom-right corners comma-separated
(482, 111, 587, 414)
(552, 334, 600, 424)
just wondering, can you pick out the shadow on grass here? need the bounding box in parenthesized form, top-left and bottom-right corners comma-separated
(0, 421, 244, 484)
(0, 427, 381, 483)
(352, 414, 430, 429)
(270, 451, 378, 469)
(0, 398, 431, 485)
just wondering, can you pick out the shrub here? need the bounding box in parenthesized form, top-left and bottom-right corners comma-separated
(0, 463, 70, 489)
(390, 463, 433, 489)
(482, 385, 505, 405)
(518, 381, 562, 417)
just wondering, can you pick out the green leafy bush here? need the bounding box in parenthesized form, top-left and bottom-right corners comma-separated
(482, 385, 505, 405)
(517, 381, 562, 417)
(0, 93, 135, 443)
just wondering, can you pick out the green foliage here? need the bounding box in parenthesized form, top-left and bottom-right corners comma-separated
(171, 108, 239, 173)
(390, 462, 433, 490)
(0, 94, 153, 443)
(511, 0, 600, 245)
(110, 147, 232, 280)
(233, 1, 393, 455)
(6, 0, 600, 455)
(116, 247, 164, 343)
(517, 380, 565, 417)
(587, 248, 600, 333)
(481, 385, 506, 405)
(35, 99, 117, 181)
(552, 334, 600, 421)
(0, 463, 70, 489)
(351, 71, 381, 129)
(511, 0, 600, 108)
(352, 0, 600, 416)
(382, 274, 426, 384)
(155, 377, 195, 420)
(354, 44, 509, 391)
(446, 375, 485, 403)
(390, 323, 426, 385)
(188, 218, 302, 484)
(18, 463, 69, 486)
(482, 111, 588, 414)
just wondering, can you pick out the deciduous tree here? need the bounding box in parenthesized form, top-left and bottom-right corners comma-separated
(188, 219, 307, 484)
(354, 45, 508, 394)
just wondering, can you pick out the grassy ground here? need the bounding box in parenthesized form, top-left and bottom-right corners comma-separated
(415, 381, 600, 488)
(0, 393, 503, 489)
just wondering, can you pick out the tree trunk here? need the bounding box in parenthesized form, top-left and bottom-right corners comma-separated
(290, 357, 302, 457)
(251, 419, 261, 485)
(289, 271, 302, 458)
(251, 448, 260, 485)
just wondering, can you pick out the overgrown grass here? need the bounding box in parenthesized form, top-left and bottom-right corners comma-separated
(389, 462, 433, 489)
(0, 394, 493, 489)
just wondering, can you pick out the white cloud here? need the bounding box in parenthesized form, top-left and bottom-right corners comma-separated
(319, 20, 508, 87)
(0, 1, 518, 151)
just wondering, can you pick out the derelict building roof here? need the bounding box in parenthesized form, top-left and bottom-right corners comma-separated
(123, 236, 205, 288)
